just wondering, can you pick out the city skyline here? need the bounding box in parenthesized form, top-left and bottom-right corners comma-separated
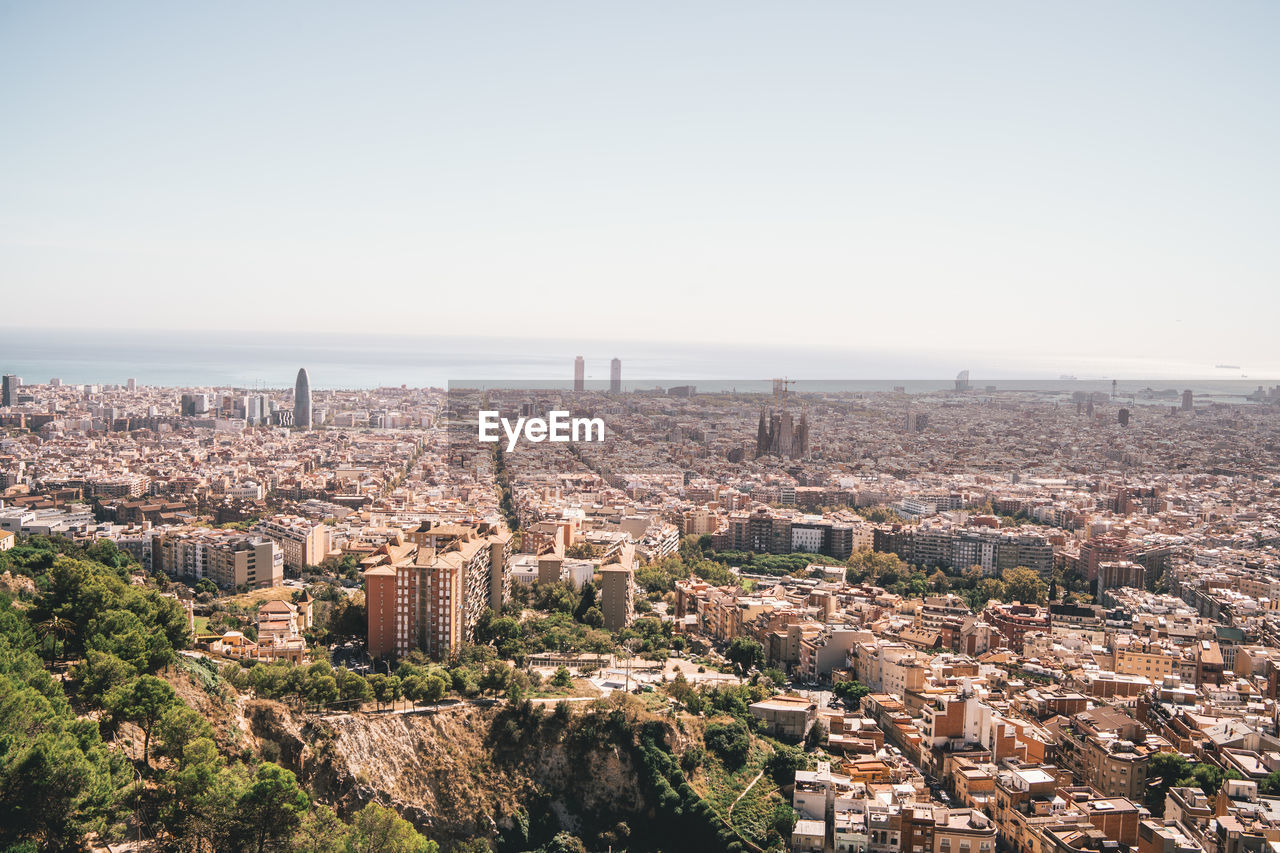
(2, 325, 1278, 389)
(8, 4, 1280, 853)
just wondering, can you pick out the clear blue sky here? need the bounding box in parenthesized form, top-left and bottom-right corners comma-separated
(2, 2, 1277, 375)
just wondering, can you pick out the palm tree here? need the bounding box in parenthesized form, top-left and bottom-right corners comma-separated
(36, 615, 76, 665)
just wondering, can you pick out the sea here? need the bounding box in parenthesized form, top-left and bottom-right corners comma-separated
(0, 326, 1273, 401)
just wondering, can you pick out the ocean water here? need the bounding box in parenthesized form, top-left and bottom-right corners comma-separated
(0, 326, 1273, 397)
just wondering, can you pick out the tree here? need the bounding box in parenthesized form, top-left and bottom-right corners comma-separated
(704, 720, 752, 768)
(540, 832, 587, 853)
(855, 506, 904, 525)
(1001, 567, 1048, 605)
(833, 679, 870, 706)
(328, 597, 368, 640)
(345, 802, 438, 853)
(476, 610, 523, 658)
(726, 637, 764, 678)
(692, 561, 735, 587)
(1146, 752, 1191, 814)
(162, 737, 239, 847)
(551, 666, 573, 690)
(765, 743, 810, 786)
(107, 674, 177, 766)
(86, 607, 175, 675)
(771, 801, 798, 842)
(156, 703, 214, 760)
(86, 538, 129, 569)
(400, 675, 425, 709)
(293, 804, 348, 853)
(306, 674, 339, 708)
(572, 582, 597, 623)
(74, 650, 136, 705)
(422, 674, 447, 707)
(34, 614, 76, 664)
(368, 673, 391, 710)
(805, 719, 829, 749)
(236, 762, 309, 853)
(1190, 763, 1226, 797)
(480, 664, 511, 697)
(336, 667, 372, 705)
(972, 578, 1006, 609)
(845, 549, 907, 584)
(666, 670, 696, 705)
(0, 668, 123, 851)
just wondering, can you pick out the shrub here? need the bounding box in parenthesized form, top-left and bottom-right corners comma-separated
(704, 719, 751, 769)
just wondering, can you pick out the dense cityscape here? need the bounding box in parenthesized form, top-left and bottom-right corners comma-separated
(5, 1, 1277, 849)
(5, 364, 1280, 853)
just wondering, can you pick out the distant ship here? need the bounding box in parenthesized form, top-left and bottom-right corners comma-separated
(1216, 364, 1242, 370)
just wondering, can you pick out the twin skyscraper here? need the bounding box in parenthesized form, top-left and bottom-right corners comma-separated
(573, 356, 621, 393)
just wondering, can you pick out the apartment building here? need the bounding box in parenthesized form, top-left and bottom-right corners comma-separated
(681, 508, 718, 536)
(1137, 820, 1204, 853)
(1113, 640, 1180, 681)
(798, 627, 863, 683)
(1099, 560, 1147, 593)
(873, 525, 1054, 577)
(724, 507, 859, 560)
(253, 515, 330, 573)
(985, 602, 1051, 649)
(364, 521, 511, 661)
(1080, 536, 1137, 582)
(922, 594, 972, 632)
(152, 528, 283, 589)
(932, 809, 997, 853)
(600, 563, 635, 631)
(1048, 708, 1153, 800)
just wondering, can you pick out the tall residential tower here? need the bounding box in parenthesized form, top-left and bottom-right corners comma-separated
(1, 375, 20, 408)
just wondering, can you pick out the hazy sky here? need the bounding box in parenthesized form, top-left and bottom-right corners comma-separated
(2, 2, 1277, 374)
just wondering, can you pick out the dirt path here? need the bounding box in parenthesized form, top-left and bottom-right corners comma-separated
(728, 769, 764, 818)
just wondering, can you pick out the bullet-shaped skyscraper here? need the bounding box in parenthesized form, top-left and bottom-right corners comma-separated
(573, 356, 585, 392)
(610, 358, 621, 393)
(294, 368, 312, 429)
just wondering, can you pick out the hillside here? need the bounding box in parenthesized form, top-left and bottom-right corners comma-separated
(243, 693, 767, 851)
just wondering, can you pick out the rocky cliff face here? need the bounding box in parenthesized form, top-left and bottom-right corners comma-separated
(246, 700, 659, 847)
